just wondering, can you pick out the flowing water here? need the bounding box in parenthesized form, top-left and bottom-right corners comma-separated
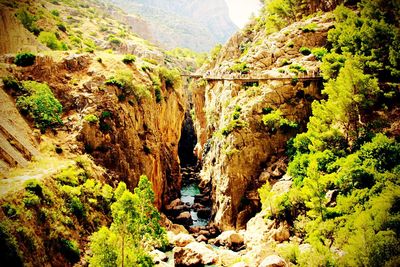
(181, 182, 209, 226)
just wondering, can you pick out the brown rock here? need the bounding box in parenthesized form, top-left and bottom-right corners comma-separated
(259, 255, 286, 267)
(196, 235, 208, 243)
(174, 242, 218, 266)
(172, 233, 195, 247)
(175, 211, 193, 226)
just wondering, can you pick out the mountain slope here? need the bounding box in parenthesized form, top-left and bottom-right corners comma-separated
(107, 0, 238, 51)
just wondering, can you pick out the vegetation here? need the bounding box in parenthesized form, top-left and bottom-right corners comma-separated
(16, 81, 63, 130)
(84, 114, 99, 124)
(157, 67, 181, 90)
(122, 54, 136, 64)
(16, 8, 40, 35)
(258, 1, 400, 266)
(229, 62, 250, 74)
(262, 109, 298, 133)
(37, 32, 65, 50)
(105, 71, 151, 101)
(89, 176, 167, 266)
(299, 46, 311, 55)
(221, 105, 248, 137)
(14, 52, 36, 67)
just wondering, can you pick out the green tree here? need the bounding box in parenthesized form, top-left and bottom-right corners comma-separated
(89, 176, 166, 267)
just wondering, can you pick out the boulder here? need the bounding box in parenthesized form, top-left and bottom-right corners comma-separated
(216, 230, 244, 250)
(271, 222, 290, 243)
(150, 249, 168, 264)
(259, 255, 286, 267)
(196, 235, 208, 243)
(197, 208, 211, 218)
(175, 211, 193, 226)
(173, 242, 218, 266)
(172, 233, 196, 247)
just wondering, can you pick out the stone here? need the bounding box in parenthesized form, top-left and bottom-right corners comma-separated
(259, 255, 286, 267)
(216, 230, 244, 250)
(232, 263, 247, 267)
(197, 208, 211, 218)
(175, 211, 193, 226)
(271, 222, 290, 243)
(173, 242, 218, 266)
(172, 233, 195, 247)
(196, 234, 208, 243)
(325, 189, 339, 207)
(150, 249, 168, 264)
(218, 248, 241, 266)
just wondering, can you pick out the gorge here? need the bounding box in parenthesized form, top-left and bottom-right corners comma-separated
(0, 0, 399, 266)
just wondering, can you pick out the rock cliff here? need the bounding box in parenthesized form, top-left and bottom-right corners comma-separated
(192, 14, 334, 230)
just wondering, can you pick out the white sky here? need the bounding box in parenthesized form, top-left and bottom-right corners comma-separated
(225, 0, 262, 28)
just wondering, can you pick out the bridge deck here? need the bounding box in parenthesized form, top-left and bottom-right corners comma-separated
(181, 74, 322, 82)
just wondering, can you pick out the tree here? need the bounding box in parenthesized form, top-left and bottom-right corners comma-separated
(89, 176, 166, 267)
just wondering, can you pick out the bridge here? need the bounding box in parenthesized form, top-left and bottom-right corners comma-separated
(181, 73, 322, 83)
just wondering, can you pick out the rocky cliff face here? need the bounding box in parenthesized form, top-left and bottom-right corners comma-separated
(192, 14, 333, 230)
(107, 0, 237, 51)
(1, 52, 185, 209)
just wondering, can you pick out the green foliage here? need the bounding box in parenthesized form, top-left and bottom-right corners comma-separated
(311, 47, 327, 61)
(220, 105, 248, 136)
(51, 10, 60, 17)
(84, 114, 99, 124)
(300, 22, 318, 33)
(14, 52, 36, 67)
(328, 3, 400, 80)
(59, 238, 80, 263)
(142, 58, 158, 65)
(16, 8, 39, 34)
(158, 67, 181, 90)
(108, 36, 122, 46)
(2, 76, 22, 91)
(89, 176, 166, 267)
(289, 63, 307, 74)
(106, 71, 150, 101)
(299, 46, 311, 55)
(229, 62, 249, 74)
(210, 43, 222, 61)
(38, 32, 64, 50)
(122, 54, 136, 64)
(16, 81, 63, 130)
(154, 87, 162, 103)
(262, 109, 298, 133)
(56, 23, 67, 32)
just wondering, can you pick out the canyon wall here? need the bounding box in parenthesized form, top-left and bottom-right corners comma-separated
(193, 15, 333, 230)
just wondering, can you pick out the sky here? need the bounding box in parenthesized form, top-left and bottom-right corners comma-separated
(225, 0, 263, 28)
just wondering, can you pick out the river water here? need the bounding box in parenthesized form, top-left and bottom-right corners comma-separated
(181, 183, 209, 226)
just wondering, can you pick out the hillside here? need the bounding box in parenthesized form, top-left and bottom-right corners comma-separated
(107, 0, 238, 52)
(0, 0, 399, 266)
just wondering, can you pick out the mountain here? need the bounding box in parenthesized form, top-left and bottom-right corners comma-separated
(107, 0, 238, 51)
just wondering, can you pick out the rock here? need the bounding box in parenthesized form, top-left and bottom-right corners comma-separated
(299, 243, 312, 254)
(197, 208, 211, 218)
(196, 235, 208, 243)
(218, 248, 241, 266)
(325, 189, 339, 207)
(271, 222, 290, 243)
(174, 242, 218, 266)
(216, 230, 244, 250)
(150, 249, 168, 264)
(166, 198, 183, 210)
(172, 233, 195, 247)
(259, 255, 286, 267)
(232, 262, 247, 267)
(175, 211, 193, 226)
(191, 203, 205, 210)
(189, 226, 202, 234)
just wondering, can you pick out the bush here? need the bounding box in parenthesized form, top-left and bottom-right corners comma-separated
(16, 8, 39, 34)
(23, 192, 41, 207)
(14, 52, 36, 67)
(59, 238, 80, 263)
(262, 109, 298, 133)
(69, 196, 85, 218)
(122, 54, 136, 64)
(108, 37, 121, 46)
(16, 81, 62, 130)
(51, 10, 60, 16)
(84, 114, 99, 124)
(57, 23, 67, 32)
(300, 22, 318, 33)
(38, 31, 62, 50)
(311, 47, 327, 61)
(158, 67, 181, 89)
(2, 76, 22, 91)
(24, 179, 43, 197)
(155, 87, 162, 103)
(229, 62, 249, 74)
(143, 58, 158, 65)
(289, 64, 307, 74)
(299, 47, 312, 56)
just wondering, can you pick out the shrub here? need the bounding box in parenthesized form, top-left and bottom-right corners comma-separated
(2, 76, 22, 91)
(14, 52, 36, 67)
(56, 23, 67, 32)
(38, 31, 62, 50)
(23, 192, 41, 207)
(51, 10, 60, 16)
(280, 58, 291, 67)
(108, 37, 121, 46)
(16, 8, 39, 34)
(311, 47, 328, 61)
(155, 87, 162, 103)
(122, 54, 136, 64)
(84, 114, 99, 124)
(229, 62, 249, 74)
(59, 238, 80, 263)
(69, 196, 85, 218)
(221, 105, 247, 136)
(289, 64, 307, 74)
(262, 109, 298, 133)
(158, 67, 181, 89)
(24, 179, 43, 197)
(143, 58, 158, 65)
(286, 40, 295, 48)
(16, 81, 63, 130)
(299, 47, 312, 56)
(300, 22, 318, 33)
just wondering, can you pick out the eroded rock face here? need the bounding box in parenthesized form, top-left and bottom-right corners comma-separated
(192, 14, 333, 230)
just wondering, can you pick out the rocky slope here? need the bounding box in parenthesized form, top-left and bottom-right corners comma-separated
(107, 0, 238, 51)
(192, 14, 334, 230)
